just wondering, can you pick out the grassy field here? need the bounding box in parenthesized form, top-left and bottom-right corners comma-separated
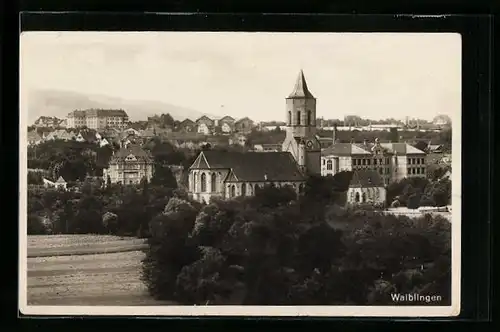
(26, 235, 175, 306)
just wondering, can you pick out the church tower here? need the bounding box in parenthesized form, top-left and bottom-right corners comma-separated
(282, 70, 322, 175)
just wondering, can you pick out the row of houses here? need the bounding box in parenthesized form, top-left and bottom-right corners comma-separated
(175, 116, 255, 135)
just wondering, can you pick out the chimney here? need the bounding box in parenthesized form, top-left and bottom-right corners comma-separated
(363, 139, 368, 146)
(350, 137, 354, 144)
(332, 124, 337, 144)
(264, 173, 268, 181)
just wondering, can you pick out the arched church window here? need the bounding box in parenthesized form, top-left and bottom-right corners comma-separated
(355, 192, 360, 203)
(297, 111, 301, 125)
(201, 173, 207, 192)
(231, 185, 236, 198)
(288, 111, 292, 125)
(193, 173, 198, 191)
(211, 173, 217, 192)
(362, 192, 367, 203)
(307, 110, 312, 125)
(241, 183, 246, 196)
(327, 160, 333, 170)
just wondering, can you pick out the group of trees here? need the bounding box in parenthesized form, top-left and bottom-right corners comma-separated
(387, 175, 452, 209)
(141, 173, 451, 305)
(27, 178, 179, 236)
(28, 140, 114, 181)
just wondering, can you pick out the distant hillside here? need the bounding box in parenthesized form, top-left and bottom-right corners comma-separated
(26, 89, 214, 124)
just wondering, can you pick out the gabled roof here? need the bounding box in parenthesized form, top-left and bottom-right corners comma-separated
(191, 150, 305, 182)
(179, 118, 196, 126)
(109, 144, 153, 164)
(139, 129, 156, 137)
(56, 176, 66, 183)
(321, 143, 373, 156)
(78, 131, 97, 142)
(349, 170, 384, 188)
(196, 115, 214, 123)
(287, 69, 315, 99)
(379, 143, 426, 155)
(27, 131, 42, 141)
(235, 117, 253, 124)
(220, 115, 235, 122)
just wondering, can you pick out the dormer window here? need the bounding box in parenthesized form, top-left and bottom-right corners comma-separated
(126, 154, 137, 162)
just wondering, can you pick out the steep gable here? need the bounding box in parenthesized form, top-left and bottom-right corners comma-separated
(189, 151, 211, 169)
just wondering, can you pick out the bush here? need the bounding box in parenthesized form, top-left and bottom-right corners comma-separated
(27, 214, 48, 235)
(390, 200, 401, 208)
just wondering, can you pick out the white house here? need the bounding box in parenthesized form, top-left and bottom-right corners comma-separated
(43, 176, 68, 190)
(197, 123, 212, 135)
(221, 122, 233, 134)
(99, 138, 110, 147)
(346, 170, 386, 206)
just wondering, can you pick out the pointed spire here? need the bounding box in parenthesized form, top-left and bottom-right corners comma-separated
(288, 69, 315, 98)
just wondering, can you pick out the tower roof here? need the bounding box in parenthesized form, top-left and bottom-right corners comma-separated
(288, 70, 315, 99)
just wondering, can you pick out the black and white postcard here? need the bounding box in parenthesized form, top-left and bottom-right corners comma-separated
(19, 31, 461, 317)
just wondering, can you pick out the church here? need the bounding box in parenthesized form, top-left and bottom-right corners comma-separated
(188, 70, 321, 203)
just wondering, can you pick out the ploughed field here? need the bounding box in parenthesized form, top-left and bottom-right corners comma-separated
(26, 235, 174, 306)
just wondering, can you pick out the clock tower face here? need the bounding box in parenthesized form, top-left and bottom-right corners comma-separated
(306, 140, 314, 149)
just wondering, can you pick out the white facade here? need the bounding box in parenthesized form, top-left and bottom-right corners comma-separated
(221, 122, 233, 133)
(198, 123, 211, 135)
(347, 186, 386, 205)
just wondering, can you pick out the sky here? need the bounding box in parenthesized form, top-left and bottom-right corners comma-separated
(20, 31, 461, 122)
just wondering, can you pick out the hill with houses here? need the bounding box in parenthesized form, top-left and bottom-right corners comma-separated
(26, 88, 215, 124)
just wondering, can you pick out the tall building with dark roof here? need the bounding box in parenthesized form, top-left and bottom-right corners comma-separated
(282, 70, 322, 175)
(188, 150, 305, 203)
(67, 109, 129, 130)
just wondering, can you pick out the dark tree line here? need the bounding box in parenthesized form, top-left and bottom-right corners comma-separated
(141, 173, 451, 306)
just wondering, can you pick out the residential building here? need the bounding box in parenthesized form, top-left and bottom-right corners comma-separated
(196, 116, 215, 135)
(42, 176, 67, 190)
(346, 170, 386, 205)
(281, 69, 322, 175)
(219, 116, 236, 134)
(66, 109, 129, 130)
(33, 116, 63, 128)
(234, 117, 255, 133)
(103, 144, 154, 185)
(177, 119, 197, 132)
(27, 130, 43, 146)
(44, 129, 76, 141)
(58, 119, 68, 128)
(188, 150, 305, 204)
(253, 144, 282, 152)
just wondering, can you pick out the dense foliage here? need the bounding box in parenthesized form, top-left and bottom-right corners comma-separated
(27, 179, 179, 237)
(386, 175, 452, 209)
(141, 173, 451, 305)
(28, 140, 113, 180)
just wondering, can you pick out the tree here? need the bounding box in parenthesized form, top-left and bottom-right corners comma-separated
(142, 197, 200, 300)
(28, 214, 48, 235)
(102, 212, 119, 234)
(175, 246, 230, 304)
